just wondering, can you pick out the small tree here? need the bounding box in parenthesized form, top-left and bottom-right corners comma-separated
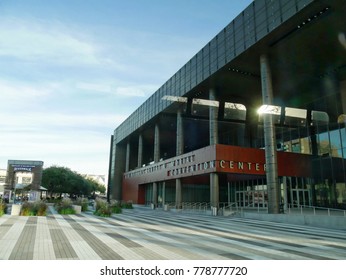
(42, 166, 93, 198)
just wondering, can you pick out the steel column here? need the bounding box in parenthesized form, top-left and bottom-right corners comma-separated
(260, 55, 280, 214)
(209, 89, 219, 209)
(125, 141, 130, 172)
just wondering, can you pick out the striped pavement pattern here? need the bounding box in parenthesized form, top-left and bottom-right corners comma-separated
(0, 206, 345, 260)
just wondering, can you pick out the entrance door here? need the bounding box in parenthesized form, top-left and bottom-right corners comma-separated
(291, 189, 311, 207)
(236, 191, 245, 207)
(230, 176, 268, 208)
(235, 190, 268, 208)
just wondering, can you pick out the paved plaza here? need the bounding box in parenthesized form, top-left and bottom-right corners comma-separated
(0, 205, 346, 260)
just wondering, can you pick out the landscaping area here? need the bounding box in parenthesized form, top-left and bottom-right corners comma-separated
(93, 198, 133, 217)
(0, 197, 133, 217)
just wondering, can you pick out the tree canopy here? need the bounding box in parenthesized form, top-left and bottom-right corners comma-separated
(41, 166, 106, 198)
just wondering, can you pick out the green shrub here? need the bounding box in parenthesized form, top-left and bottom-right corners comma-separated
(92, 198, 128, 217)
(35, 201, 48, 216)
(75, 197, 89, 212)
(110, 200, 122, 214)
(20, 202, 36, 216)
(0, 199, 7, 216)
(121, 200, 133, 209)
(59, 207, 76, 214)
(112, 206, 122, 214)
(94, 198, 112, 217)
(20, 201, 48, 216)
(55, 198, 75, 215)
(93, 206, 112, 217)
(95, 198, 108, 210)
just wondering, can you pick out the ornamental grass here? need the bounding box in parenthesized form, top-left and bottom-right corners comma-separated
(20, 201, 48, 216)
(0, 199, 7, 216)
(75, 197, 89, 212)
(121, 200, 133, 209)
(93, 198, 112, 217)
(109, 200, 122, 214)
(55, 198, 76, 215)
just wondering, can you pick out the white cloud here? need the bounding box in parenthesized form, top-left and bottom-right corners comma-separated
(76, 82, 158, 98)
(76, 82, 112, 94)
(115, 86, 150, 97)
(0, 112, 126, 131)
(0, 17, 103, 66)
(0, 79, 53, 100)
(0, 12, 209, 176)
(0, 111, 125, 175)
(0, 130, 110, 175)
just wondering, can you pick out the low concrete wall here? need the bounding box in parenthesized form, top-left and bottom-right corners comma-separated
(11, 204, 21, 216)
(240, 212, 346, 230)
(72, 205, 81, 214)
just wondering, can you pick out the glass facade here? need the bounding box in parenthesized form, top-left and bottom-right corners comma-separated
(136, 101, 346, 209)
(114, 0, 315, 144)
(111, 0, 346, 211)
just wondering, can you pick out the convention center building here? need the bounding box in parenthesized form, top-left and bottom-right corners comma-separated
(108, 0, 346, 214)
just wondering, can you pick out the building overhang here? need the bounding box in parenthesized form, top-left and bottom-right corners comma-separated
(123, 145, 315, 185)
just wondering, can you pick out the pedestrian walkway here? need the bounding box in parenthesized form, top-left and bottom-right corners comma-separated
(0, 205, 345, 260)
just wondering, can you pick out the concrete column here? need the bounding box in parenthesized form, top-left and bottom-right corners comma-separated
(112, 141, 126, 201)
(209, 88, 219, 210)
(125, 141, 130, 172)
(138, 134, 143, 168)
(154, 124, 160, 163)
(162, 182, 166, 205)
(210, 173, 219, 210)
(107, 135, 114, 202)
(176, 109, 184, 156)
(260, 54, 280, 214)
(175, 178, 182, 209)
(152, 182, 158, 208)
(152, 124, 160, 207)
(289, 177, 294, 208)
(283, 176, 288, 212)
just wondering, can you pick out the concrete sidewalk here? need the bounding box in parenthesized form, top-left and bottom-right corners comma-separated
(1, 205, 346, 260)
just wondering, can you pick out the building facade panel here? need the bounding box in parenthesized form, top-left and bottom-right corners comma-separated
(122, 145, 315, 204)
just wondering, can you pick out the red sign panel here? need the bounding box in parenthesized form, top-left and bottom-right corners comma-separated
(122, 145, 313, 202)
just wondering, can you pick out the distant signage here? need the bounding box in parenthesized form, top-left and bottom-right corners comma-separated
(13, 165, 35, 172)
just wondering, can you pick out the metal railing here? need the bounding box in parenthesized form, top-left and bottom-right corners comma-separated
(287, 204, 346, 217)
(220, 202, 239, 216)
(228, 202, 269, 215)
(181, 202, 210, 213)
(148, 201, 346, 218)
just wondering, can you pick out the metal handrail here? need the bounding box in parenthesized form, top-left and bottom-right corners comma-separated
(235, 202, 269, 214)
(156, 201, 345, 218)
(221, 202, 238, 212)
(181, 202, 210, 212)
(287, 204, 346, 217)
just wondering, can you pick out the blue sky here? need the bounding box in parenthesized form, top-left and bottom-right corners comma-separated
(0, 0, 253, 176)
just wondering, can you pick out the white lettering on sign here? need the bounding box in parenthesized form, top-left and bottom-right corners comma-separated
(124, 154, 265, 179)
